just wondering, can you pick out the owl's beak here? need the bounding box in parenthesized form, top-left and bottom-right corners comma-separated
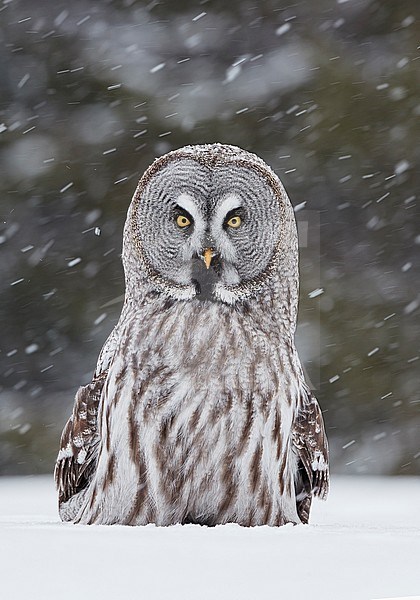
(203, 248, 214, 269)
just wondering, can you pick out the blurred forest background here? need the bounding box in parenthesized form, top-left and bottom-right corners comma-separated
(0, 0, 419, 477)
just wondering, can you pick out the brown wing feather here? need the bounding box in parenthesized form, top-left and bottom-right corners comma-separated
(292, 389, 329, 523)
(54, 372, 107, 505)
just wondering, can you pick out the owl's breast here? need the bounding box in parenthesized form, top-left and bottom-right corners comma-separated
(91, 302, 299, 526)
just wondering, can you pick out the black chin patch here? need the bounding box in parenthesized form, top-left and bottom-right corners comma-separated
(191, 256, 220, 302)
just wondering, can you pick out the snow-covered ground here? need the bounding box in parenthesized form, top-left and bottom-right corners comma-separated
(0, 476, 419, 600)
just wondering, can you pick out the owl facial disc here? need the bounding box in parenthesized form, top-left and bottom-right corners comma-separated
(126, 144, 297, 304)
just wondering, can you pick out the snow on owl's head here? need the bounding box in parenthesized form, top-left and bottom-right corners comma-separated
(124, 144, 298, 304)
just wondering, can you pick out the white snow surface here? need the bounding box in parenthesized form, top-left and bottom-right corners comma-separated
(0, 476, 419, 600)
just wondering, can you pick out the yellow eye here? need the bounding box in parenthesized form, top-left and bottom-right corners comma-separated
(226, 215, 242, 229)
(176, 214, 191, 228)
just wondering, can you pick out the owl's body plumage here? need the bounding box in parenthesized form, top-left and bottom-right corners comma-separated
(55, 144, 329, 526)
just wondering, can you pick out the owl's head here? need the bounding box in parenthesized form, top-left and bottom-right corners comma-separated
(123, 144, 298, 305)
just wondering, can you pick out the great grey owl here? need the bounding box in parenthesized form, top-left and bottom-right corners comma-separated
(55, 143, 329, 526)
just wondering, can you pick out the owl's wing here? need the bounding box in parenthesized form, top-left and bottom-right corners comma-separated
(55, 317, 123, 509)
(54, 372, 107, 506)
(292, 389, 329, 523)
